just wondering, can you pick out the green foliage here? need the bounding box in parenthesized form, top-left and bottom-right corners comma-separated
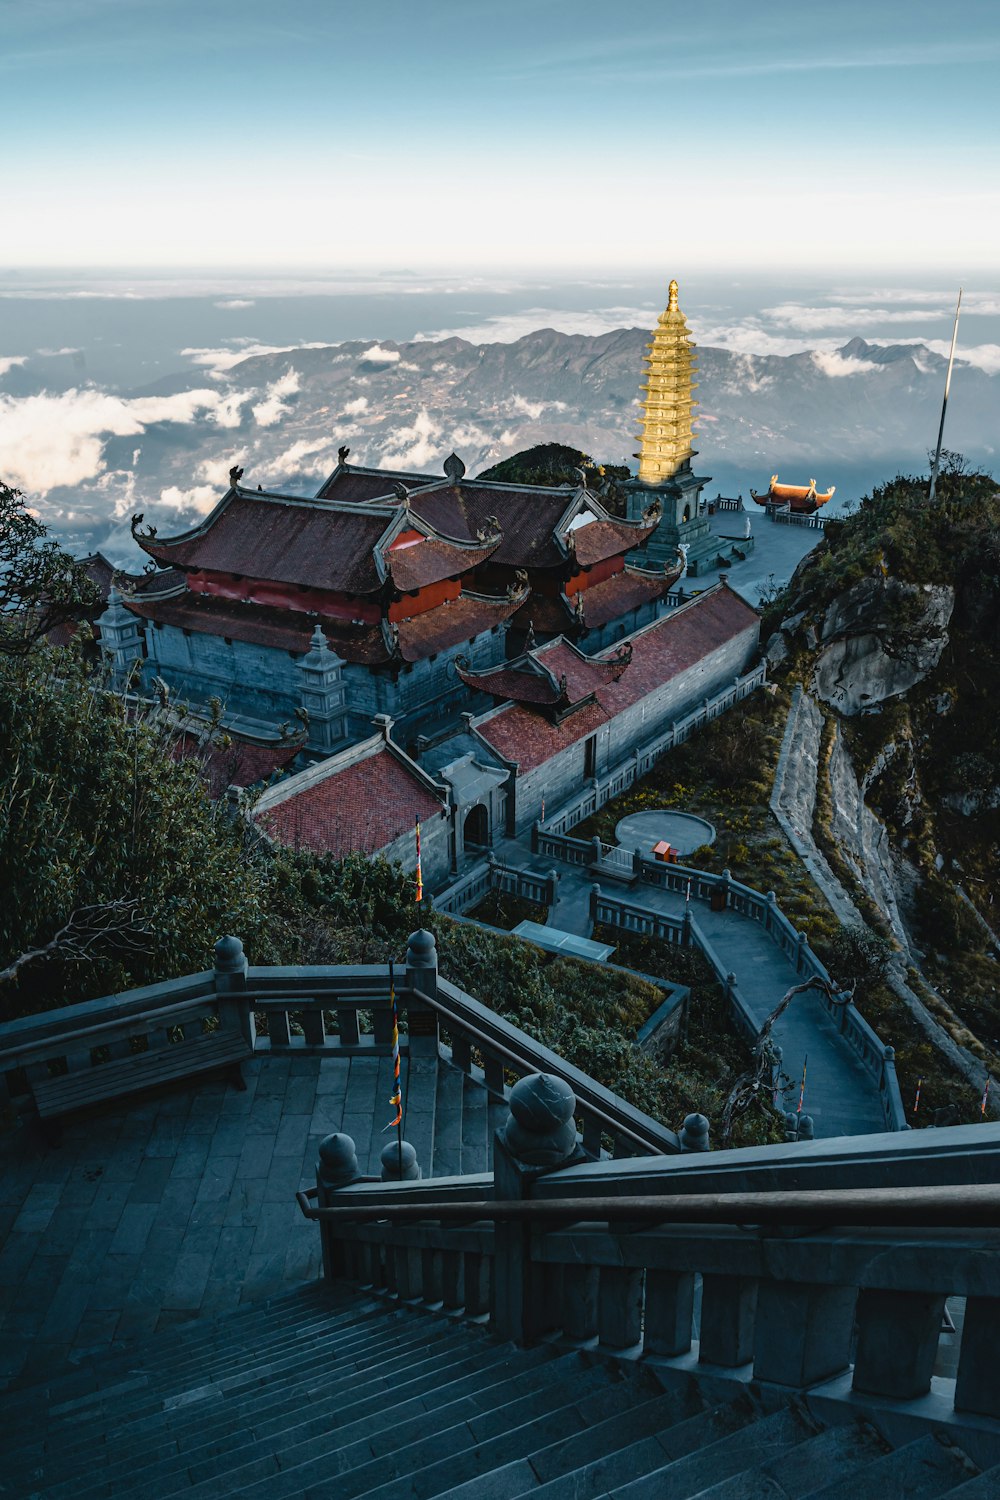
(0, 482, 103, 655)
(827, 924, 893, 1003)
(0, 645, 277, 1013)
(477, 444, 631, 515)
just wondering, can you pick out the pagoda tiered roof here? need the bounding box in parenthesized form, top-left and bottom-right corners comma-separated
(750, 476, 836, 513)
(458, 636, 633, 714)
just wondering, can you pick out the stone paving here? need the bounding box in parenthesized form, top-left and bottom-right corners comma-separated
(545, 865, 886, 1140)
(0, 1054, 387, 1391)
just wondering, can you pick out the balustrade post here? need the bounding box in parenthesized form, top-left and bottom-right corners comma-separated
(598, 1266, 644, 1350)
(405, 929, 439, 1056)
(492, 1073, 580, 1345)
(753, 1282, 857, 1387)
(955, 1297, 1000, 1419)
(645, 1270, 695, 1356)
(561, 1264, 599, 1342)
(721, 868, 732, 910)
(590, 835, 602, 870)
(214, 935, 254, 1047)
(699, 1275, 758, 1368)
(795, 931, 807, 974)
(853, 1289, 947, 1399)
(315, 1132, 363, 1281)
(590, 882, 601, 927)
(765, 892, 777, 935)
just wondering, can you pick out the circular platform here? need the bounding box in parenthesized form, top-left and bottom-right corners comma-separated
(614, 809, 716, 858)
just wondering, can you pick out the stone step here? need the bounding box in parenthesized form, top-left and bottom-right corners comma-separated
(800, 1433, 980, 1498)
(401, 1055, 437, 1177)
(451, 1396, 760, 1500)
(432, 1063, 465, 1177)
(688, 1419, 890, 1497)
(89, 1344, 570, 1500)
(24, 1319, 479, 1493)
(942, 1465, 1000, 1497)
(170, 1355, 623, 1500)
(604, 1405, 816, 1499)
(320, 1373, 654, 1500)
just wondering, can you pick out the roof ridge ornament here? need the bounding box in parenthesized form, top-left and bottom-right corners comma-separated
(443, 452, 466, 484)
(338, 445, 351, 466)
(131, 512, 157, 542)
(476, 513, 501, 544)
(392, 480, 411, 510)
(667, 278, 679, 312)
(229, 464, 244, 489)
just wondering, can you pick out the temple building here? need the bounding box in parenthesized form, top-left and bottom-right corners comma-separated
(252, 581, 761, 869)
(750, 475, 836, 515)
(100, 278, 749, 756)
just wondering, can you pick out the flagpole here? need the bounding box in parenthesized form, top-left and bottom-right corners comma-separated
(797, 1054, 808, 1114)
(928, 288, 962, 503)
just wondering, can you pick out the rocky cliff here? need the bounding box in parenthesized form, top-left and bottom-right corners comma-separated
(764, 469, 1000, 1100)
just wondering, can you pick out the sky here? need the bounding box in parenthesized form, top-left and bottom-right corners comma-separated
(3, 0, 999, 275)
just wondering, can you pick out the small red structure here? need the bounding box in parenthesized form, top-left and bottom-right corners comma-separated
(652, 840, 678, 863)
(750, 475, 836, 515)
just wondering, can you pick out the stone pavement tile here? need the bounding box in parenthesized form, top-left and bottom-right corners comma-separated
(245, 1096, 283, 1136)
(144, 1109, 191, 1158)
(11, 1180, 63, 1234)
(284, 1232, 320, 1284)
(273, 1113, 311, 1158)
(83, 1180, 133, 1231)
(4, 1300, 49, 1340)
(72, 1308, 122, 1355)
(0, 1334, 31, 1387)
(154, 1175, 199, 1228)
(186, 1199, 226, 1234)
(263, 1157, 305, 1204)
(282, 1076, 318, 1115)
(309, 1093, 347, 1135)
(167, 1136, 212, 1179)
(0, 1234, 40, 1304)
(199, 1279, 244, 1317)
(180, 1217, 223, 1259)
(254, 1057, 292, 1097)
(207, 1120, 249, 1157)
(315, 1061, 352, 1098)
(127, 1156, 174, 1204)
(28, 1148, 75, 1186)
(210, 1225, 256, 1280)
(185, 1095, 226, 1133)
(109, 1201, 159, 1256)
(156, 1308, 200, 1333)
(161, 1251, 214, 1312)
(17, 1340, 72, 1385)
(215, 1073, 260, 1117)
(237, 1134, 275, 1180)
(35, 1203, 89, 1257)
(289, 1054, 322, 1076)
(113, 1300, 161, 1345)
(239, 1249, 288, 1303)
(58, 1167, 106, 1209)
(39, 1276, 93, 1343)
(88, 1253, 143, 1311)
(194, 1155, 239, 1205)
(251, 1201, 296, 1257)
(223, 1177, 265, 1228)
(19, 1252, 71, 1308)
(65, 1227, 115, 1277)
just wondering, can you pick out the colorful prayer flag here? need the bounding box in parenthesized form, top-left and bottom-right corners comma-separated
(414, 820, 423, 903)
(797, 1054, 808, 1114)
(540, 795, 545, 825)
(912, 1077, 922, 1115)
(385, 960, 402, 1131)
(982, 1075, 992, 1117)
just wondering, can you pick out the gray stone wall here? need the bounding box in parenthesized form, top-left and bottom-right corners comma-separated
(380, 808, 452, 891)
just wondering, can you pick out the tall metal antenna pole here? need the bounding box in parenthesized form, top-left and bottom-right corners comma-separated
(928, 288, 963, 502)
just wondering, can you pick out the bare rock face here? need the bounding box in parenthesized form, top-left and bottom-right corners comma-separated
(813, 577, 954, 715)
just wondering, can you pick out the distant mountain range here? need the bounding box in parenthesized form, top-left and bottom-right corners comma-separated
(15, 326, 998, 561)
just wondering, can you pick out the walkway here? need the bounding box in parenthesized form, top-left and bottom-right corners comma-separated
(535, 861, 886, 1140)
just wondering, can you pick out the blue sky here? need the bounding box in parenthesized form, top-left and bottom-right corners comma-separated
(3, 0, 999, 271)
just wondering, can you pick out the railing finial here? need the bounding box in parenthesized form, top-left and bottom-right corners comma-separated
(380, 1140, 420, 1181)
(679, 1112, 710, 1152)
(501, 1073, 578, 1166)
(214, 935, 246, 973)
(317, 1132, 361, 1189)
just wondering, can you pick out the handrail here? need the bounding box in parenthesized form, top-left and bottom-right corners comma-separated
(296, 1182, 1000, 1228)
(0, 991, 225, 1067)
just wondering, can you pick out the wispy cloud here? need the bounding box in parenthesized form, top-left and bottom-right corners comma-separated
(415, 306, 656, 344)
(764, 303, 950, 332)
(0, 355, 28, 377)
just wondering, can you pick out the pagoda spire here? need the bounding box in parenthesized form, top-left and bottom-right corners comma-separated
(635, 278, 698, 486)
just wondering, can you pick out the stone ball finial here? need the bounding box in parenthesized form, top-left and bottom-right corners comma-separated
(406, 929, 437, 966)
(784, 1111, 800, 1141)
(502, 1073, 577, 1166)
(797, 1115, 815, 1140)
(317, 1132, 360, 1188)
(380, 1140, 420, 1181)
(214, 935, 246, 972)
(679, 1112, 710, 1152)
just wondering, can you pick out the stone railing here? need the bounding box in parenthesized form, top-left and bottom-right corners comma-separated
(299, 1088, 1000, 1447)
(765, 504, 828, 529)
(533, 663, 767, 837)
(0, 932, 680, 1161)
(562, 849, 905, 1132)
(434, 854, 558, 917)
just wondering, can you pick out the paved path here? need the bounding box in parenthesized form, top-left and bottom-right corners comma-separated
(537, 862, 885, 1140)
(0, 1055, 389, 1390)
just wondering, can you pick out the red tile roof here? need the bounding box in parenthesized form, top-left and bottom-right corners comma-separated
(171, 733, 301, 797)
(316, 466, 428, 502)
(409, 483, 574, 569)
(395, 591, 523, 661)
(572, 568, 674, 629)
(477, 586, 758, 771)
(570, 517, 656, 567)
(138, 491, 392, 594)
(387, 535, 499, 592)
(257, 745, 442, 857)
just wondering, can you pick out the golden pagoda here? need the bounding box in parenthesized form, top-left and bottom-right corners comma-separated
(635, 279, 698, 485)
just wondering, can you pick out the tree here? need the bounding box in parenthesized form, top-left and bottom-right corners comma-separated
(477, 444, 632, 515)
(0, 482, 102, 654)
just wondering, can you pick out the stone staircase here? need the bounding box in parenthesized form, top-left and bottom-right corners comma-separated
(402, 1051, 507, 1180)
(4, 1283, 999, 1499)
